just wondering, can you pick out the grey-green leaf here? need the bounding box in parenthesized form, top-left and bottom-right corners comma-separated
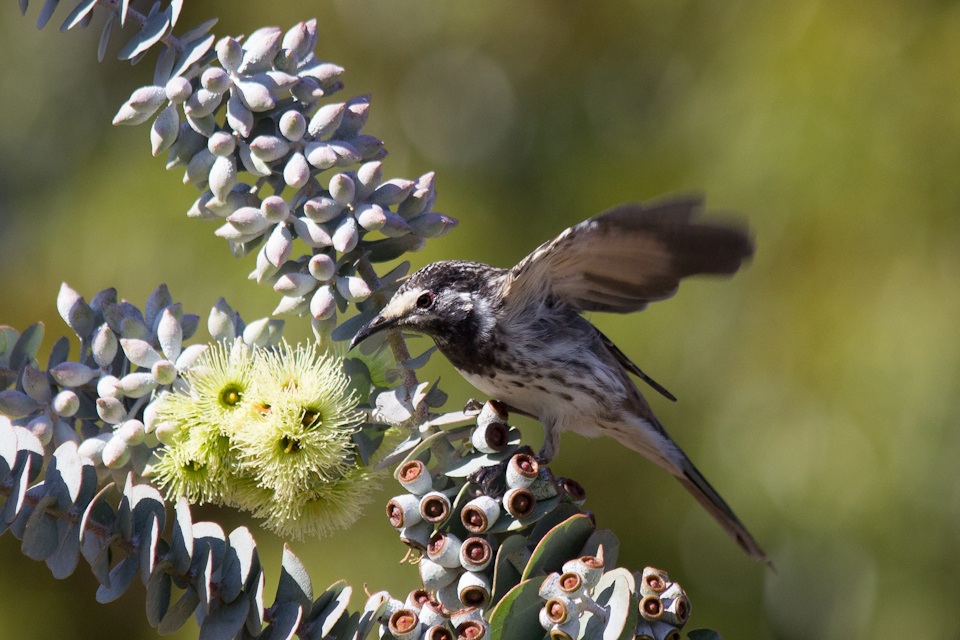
(275, 543, 313, 609)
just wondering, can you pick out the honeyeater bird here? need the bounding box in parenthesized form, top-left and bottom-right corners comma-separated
(350, 194, 769, 565)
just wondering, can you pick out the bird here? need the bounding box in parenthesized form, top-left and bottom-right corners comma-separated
(349, 194, 769, 565)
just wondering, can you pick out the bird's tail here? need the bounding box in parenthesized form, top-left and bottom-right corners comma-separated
(605, 414, 772, 567)
(672, 453, 773, 568)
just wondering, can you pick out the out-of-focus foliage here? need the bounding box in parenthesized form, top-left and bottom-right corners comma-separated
(1, 2, 958, 639)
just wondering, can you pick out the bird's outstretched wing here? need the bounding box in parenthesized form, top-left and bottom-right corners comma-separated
(502, 194, 754, 313)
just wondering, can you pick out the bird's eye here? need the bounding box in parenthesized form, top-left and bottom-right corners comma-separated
(415, 292, 434, 310)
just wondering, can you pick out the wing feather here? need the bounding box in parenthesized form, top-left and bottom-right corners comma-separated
(502, 194, 753, 313)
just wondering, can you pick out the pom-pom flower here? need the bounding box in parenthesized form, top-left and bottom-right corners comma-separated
(148, 339, 374, 539)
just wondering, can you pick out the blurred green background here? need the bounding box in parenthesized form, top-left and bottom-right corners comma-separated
(2, 1, 959, 638)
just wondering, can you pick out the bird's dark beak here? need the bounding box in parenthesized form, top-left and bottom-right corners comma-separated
(349, 313, 397, 350)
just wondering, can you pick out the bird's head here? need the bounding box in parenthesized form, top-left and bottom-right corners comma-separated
(349, 260, 499, 350)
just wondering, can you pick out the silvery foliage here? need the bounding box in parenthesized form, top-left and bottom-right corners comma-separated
(2, 1, 720, 639)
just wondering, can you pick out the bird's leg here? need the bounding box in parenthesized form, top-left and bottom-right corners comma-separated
(537, 418, 561, 463)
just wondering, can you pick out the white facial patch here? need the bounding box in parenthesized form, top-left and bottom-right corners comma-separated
(381, 287, 427, 320)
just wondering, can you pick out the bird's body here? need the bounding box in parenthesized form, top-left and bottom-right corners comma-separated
(351, 195, 770, 565)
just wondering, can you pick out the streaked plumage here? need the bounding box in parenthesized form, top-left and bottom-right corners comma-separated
(350, 194, 769, 565)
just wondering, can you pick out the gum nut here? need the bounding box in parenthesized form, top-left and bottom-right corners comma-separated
(279, 110, 307, 142)
(274, 272, 317, 297)
(379, 212, 413, 238)
(249, 135, 290, 162)
(388, 609, 421, 640)
(396, 459, 432, 495)
(457, 571, 492, 609)
(119, 372, 158, 398)
(461, 495, 500, 534)
(151, 104, 180, 156)
(292, 217, 332, 248)
(284, 152, 311, 189)
(308, 253, 336, 281)
(27, 414, 54, 446)
(307, 102, 346, 138)
(434, 582, 461, 612)
(117, 419, 146, 445)
(336, 275, 372, 302)
(355, 203, 387, 231)
(418, 602, 446, 628)
(101, 435, 131, 469)
(639, 595, 664, 621)
(471, 419, 508, 454)
(503, 487, 537, 519)
(187, 111, 217, 138)
(557, 572, 584, 599)
(310, 285, 336, 320)
(329, 173, 356, 204)
(539, 573, 562, 600)
(303, 197, 344, 223)
(151, 360, 178, 386)
(97, 375, 123, 400)
(165, 76, 192, 103)
(77, 434, 111, 464)
(506, 453, 539, 489)
(640, 567, 669, 595)
(92, 324, 119, 367)
(261, 195, 290, 223)
(427, 533, 463, 569)
(265, 224, 294, 267)
(184, 88, 222, 118)
(50, 362, 97, 388)
(332, 217, 359, 253)
(216, 36, 243, 72)
(459, 537, 492, 572)
(209, 155, 238, 201)
(419, 491, 452, 524)
(155, 421, 181, 446)
(386, 493, 422, 528)
(201, 67, 230, 93)
(226, 93, 254, 138)
(52, 390, 80, 417)
(418, 557, 458, 591)
(208, 131, 236, 157)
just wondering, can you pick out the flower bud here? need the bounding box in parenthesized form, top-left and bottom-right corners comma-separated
(92, 324, 119, 367)
(332, 217, 359, 253)
(151, 359, 178, 386)
(310, 285, 336, 320)
(308, 253, 336, 282)
(279, 110, 306, 142)
(117, 419, 146, 446)
(96, 397, 127, 424)
(329, 173, 355, 204)
(77, 433, 111, 464)
(97, 375, 123, 400)
(27, 414, 54, 446)
(52, 390, 80, 417)
(51, 362, 97, 387)
(101, 435, 131, 469)
(201, 67, 230, 94)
